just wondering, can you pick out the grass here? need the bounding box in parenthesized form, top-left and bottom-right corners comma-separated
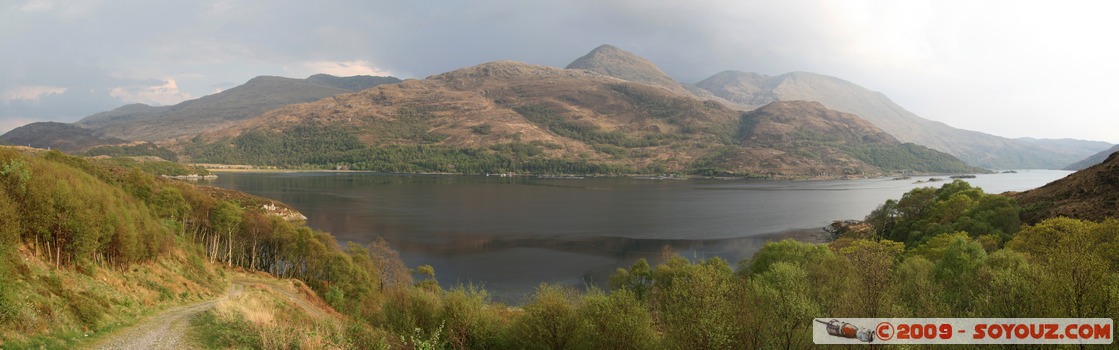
(0, 239, 225, 349)
(191, 279, 389, 350)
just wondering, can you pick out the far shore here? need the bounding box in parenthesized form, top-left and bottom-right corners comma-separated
(197, 164, 984, 182)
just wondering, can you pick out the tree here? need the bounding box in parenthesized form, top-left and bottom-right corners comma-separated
(933, 235, 987, 314)
(211, 201, 243, 266)
(368, 237, 411, 290)
(575, 289, 657, 350)
(656, 257, 737, 350)
(893, 256, 947, 317)
(751, 262, 818, 350)
(1008, 218, 1114, 318)
(608, 258, 652, 301)
(837, 239, 903, 317)
(514, 284, 580, 350)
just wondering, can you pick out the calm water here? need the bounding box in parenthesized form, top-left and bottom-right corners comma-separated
(208, 170, 1070, 302)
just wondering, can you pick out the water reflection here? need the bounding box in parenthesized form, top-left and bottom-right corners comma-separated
(208, 170, 1070, 302)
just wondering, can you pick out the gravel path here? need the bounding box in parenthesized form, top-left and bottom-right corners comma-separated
(86, 282, 246, 350)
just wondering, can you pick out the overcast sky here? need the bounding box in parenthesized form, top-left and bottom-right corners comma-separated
(2, 0, 1117, 143)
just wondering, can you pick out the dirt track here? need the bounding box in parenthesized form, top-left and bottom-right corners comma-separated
(86, 282, 248, 350)
(85, 276, 331, 350)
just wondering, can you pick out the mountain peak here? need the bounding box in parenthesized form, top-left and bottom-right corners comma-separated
(565, 44, 690, 95)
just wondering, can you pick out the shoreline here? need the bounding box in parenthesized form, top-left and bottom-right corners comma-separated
(200, 166, 989, 182)
(752, 226, 831, 244)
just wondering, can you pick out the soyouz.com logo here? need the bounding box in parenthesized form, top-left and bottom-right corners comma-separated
(813, 318, 1113, 345)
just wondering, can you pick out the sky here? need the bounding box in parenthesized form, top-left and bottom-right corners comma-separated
(2, 0, 1118, 143)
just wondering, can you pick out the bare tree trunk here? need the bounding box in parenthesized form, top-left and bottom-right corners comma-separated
(226, 229, 233, 267)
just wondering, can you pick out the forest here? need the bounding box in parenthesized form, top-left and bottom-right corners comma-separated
(0, 147, 1115, 349)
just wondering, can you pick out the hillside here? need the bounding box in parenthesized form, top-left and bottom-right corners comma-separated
(0, 122, 125, 153)
(0, 148, 382, 348)
(1013, 151, 1119, 223)
(1016, 137, 1113, 158)
(0, 74, 402, 153)
(179, 61, 976, 178)
(695, 70, 1107, 169)
(722, 101, 981, 177)
(1064, 144, 1119, 170)
(74, 74, 402, 142)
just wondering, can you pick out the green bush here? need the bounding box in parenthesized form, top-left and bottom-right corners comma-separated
(512, 284, 580, 350)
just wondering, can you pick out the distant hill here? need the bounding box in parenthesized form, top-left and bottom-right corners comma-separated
(74, 74, 401, 142)
(1064, 144, 1119, 170)
(1016, 137, 1113, 157)
(0, 122, 125, 153)
(562, 46, 1082, 170)
(695, 70, 1107, 169)
(1013, 151, 1119, 223)
(728, 101, 982, 176)
(178, 61, 977, 178)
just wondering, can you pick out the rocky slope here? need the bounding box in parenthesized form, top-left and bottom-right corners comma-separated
(1013, 152, 1119, 223)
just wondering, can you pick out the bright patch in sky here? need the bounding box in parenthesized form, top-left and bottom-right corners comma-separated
(2, 86, 68, 103)
(290, 61, 393, 78)
(109, 79, 192, 106)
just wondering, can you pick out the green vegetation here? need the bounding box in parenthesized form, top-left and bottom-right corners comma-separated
(469, 123, 493, 135)
(92, 157, 210, 177)
(85, 142, 179, 162)
(866, 180, 1021, 247)
(186, 123, 632, 174)
(184, 124, 367, 167)
(845, 142, 981, 173)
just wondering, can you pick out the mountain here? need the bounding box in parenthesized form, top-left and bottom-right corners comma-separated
(1064, 144, 1119, 170)
(1016, 137, 1113, 157)
(178, 61, 976, 178)
(74, 74, 401, 142)
(721, 101, 981, 177)
(695, 71, 1106, 169)
(1013, 151, 1119, 223)
(566, 44, 721, 100)
(0, 121, 126, 152)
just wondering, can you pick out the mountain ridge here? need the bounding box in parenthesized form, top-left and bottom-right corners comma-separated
(0, 122, 126, 153)
(693, 69, 1109, 169)
(1063, 144, 1119, 170)
(3, 45, 1108, 171)
(75, 74, 402, 142)
(178, 61, 978, 178)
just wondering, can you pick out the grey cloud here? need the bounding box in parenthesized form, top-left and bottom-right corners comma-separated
(2, 0, 1117, 142)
